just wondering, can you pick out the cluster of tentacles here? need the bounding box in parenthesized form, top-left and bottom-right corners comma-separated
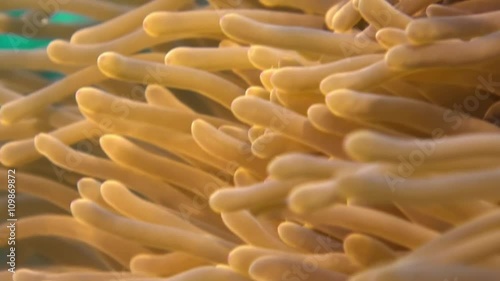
(1, 0, 500, 280)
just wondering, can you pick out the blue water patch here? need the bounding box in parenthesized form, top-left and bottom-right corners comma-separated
(0, 10, 94, 49)
(0, 10, 93, 79)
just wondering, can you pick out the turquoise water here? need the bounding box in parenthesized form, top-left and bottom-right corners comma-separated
(0, 10, 92, 49)
(0, 10, 93, 79)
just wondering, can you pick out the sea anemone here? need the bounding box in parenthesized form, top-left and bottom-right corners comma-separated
(1, 0, 499, 281)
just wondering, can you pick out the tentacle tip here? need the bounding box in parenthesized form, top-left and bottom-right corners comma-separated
(208, 191, 226, 214)
(219, 13, 246, 33)
(98, 134, 116, 150)
(33, 133, 53, 154)
(288, 189, 318, 214)
(143, 12, 167, 36)
(325, 89, 357, 113)
(70, 198, 89, 215)
(191, 118, 212, 134)
(75, 87, 100, 108)
(248, 256, 274, 280)
(46, 39, 68, 60)
(230, 95, 251, 112)
(97, 52, 123, 70)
